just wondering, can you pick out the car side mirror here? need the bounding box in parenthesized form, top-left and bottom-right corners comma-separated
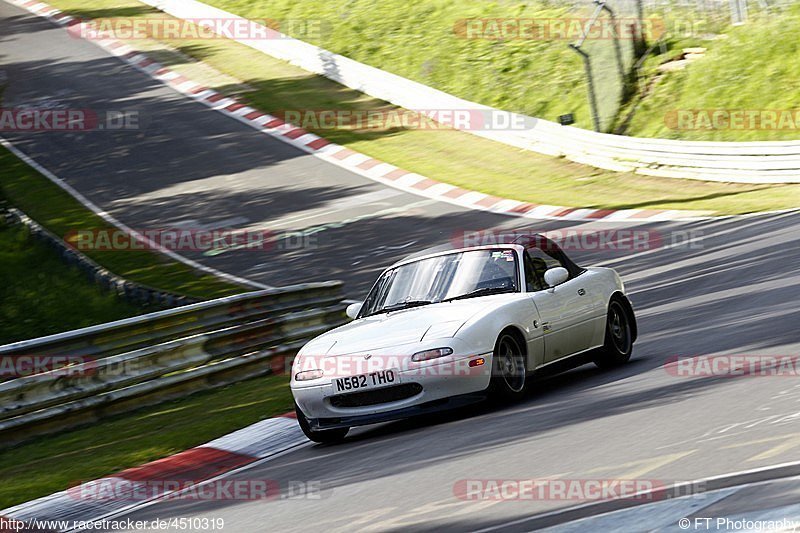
(345, 302, 363, 320)
(544, 267, 569, 290)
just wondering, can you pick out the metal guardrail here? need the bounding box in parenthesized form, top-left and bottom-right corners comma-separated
(142, 0, 800, 184)
(0, 282, 348, 447)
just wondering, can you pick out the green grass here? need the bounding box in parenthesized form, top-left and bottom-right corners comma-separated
(0, 145, 242, 299)
(0, 223, 145, 344)
(624, 4, 800, 141)
(194, 0, 800, 141)
(0, 373, 293, 509)
(212, 0, 605, 130)
(41, 0, 800, 215)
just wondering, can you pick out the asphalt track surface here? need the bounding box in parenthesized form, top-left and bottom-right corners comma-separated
(3, 3, 800, 531)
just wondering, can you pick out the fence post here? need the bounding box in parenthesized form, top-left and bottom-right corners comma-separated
(569, 44, 601, 132)
(730, 0, 749, 24)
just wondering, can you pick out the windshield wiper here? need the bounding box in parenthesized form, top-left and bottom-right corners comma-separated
(364, 299, 433, 317)
(441, 286, 515, 302)
(382, 300, 433, 312)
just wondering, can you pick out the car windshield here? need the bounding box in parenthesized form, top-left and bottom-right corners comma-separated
(359, 248, 519, 317)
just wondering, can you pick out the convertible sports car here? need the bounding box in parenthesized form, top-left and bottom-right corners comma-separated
(290, 234, 637, 442)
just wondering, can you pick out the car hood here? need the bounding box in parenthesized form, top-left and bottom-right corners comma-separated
(302, 297, 506, 356)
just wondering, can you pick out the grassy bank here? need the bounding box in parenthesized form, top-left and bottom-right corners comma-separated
(625, 4, 800, 141)
(198, 0, 800, 141)
(39, 0, 800, 214)
(203, 0, 601, 130)
(0, 223, 145, 344)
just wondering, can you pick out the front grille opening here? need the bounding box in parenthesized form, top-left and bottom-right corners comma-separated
(329, 383, 423, 408)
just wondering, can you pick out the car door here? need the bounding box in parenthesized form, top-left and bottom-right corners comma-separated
(524, 250, 597, 363)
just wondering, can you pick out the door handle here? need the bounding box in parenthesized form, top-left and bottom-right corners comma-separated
(577, 288, 586, 296)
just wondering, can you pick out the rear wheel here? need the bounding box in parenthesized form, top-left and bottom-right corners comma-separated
(593, 299, 633, 369)
(489, 331, 527, 401)
(295, 403, 349, 443)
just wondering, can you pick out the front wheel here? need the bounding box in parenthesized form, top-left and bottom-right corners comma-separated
(295, 403, 349, 443)
(489, 332, 527, 401)
(593, 299, 633, 369)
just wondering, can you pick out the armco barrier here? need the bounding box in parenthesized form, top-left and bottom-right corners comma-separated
(0, 282, 348, 447)
(140, 0, 800, 184)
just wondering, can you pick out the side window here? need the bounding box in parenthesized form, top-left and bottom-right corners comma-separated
(524, 247, 565, 291)
(523, 253, 541, 292)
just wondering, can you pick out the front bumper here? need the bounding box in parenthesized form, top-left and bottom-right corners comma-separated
(306, 391, 487, 430)
(292, 352, 493, 428)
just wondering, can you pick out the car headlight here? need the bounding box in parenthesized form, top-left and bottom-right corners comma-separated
(411, 347, 453, 362)
(295, 369, 324, 381)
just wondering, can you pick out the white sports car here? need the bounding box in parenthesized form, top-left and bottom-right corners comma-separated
(291, 234, 636, 442)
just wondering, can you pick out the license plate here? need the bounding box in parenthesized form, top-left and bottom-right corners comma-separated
(334, 370, 397, 393)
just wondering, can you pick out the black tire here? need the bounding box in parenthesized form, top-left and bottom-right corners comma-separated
(489, 331, 528, 401)
(295, 403, 349, 443)
(593, 299, 634, 369)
